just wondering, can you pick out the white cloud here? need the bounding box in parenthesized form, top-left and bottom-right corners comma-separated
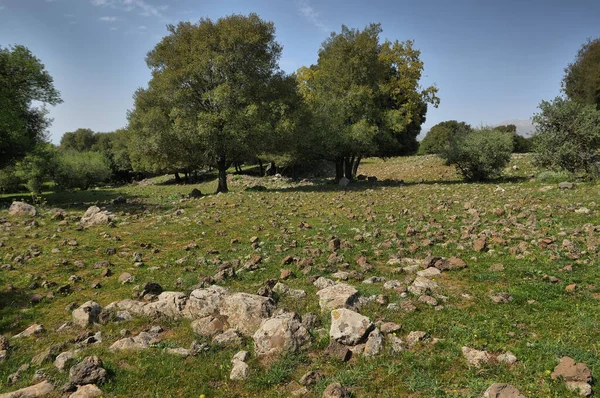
(138, 25, 147, 30)
(99, 16, 117, 22)
(90, 0, 165, 18)
(296, 0, 329, 33)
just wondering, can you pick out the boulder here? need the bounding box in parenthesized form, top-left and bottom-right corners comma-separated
(322, 382, 349, 398)
(219, 293, 274, 336)
(80, 206, 110, 227)
(230, 360, 249, 381)
(484, 383, 525, 398)
(142, 292, 187, 318)
(551, 356, 592, 382)
(55, 351, 77, 371)
(12, 324, 44, 338)
(329, 308, 373, 346)
(72, 301, 102, 328)
(69, 356, 107, 385)
(8, 201, 37, 217)
(253, 312, 311, 356)
(559, 181, 575, 190)
(184, 285, 230, 318)
(461, 346, 491, 368)
(191, 315, 226, 337)
(69, 384, 103, 398)
(212, 329, 242, 346)
(316, 283, 359, 311)
(364, 328, 383, 357)
(0, 381, 54, 398)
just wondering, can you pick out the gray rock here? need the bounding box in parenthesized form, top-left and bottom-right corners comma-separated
(461, 346, 491, 368)
(80, 206, 111, 227)
(68, 384, 103, 398)
(55, 351, 77, 371)
(0, 380, 54, 398)
(12, 324, 44, 338)
(8, 202, 37, 217)
(72, 301, 102, 328)
(219, 293, 274, 336)
(316, 283, 359, 311)
(484, 383, 526, 398)
(329, 308, 373, 346)
(69, 356, 107, 385)
(323, 382, 349, 398)
(191, 315, 226, 337)
(253, 312, 311, 356)
(364, 328, 383, 357)
(212, 329, 242, 346)
(230, 360, 249, 381)
(559, 181, 575, 190)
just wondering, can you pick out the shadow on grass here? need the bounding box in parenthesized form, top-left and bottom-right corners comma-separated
(0, 189, 134, 211)
(0, 286, 34, 333)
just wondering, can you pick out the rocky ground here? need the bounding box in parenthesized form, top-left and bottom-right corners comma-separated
(0, 155, 599, 397)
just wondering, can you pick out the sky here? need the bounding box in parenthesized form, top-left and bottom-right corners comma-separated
(1, 0, 599, 143)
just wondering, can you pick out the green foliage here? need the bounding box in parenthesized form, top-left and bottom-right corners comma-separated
(60, 128, 96, 152)
(14, 144, 56, 194)
(440, 127, 514, 181)
(128, 13, 289, 193)
(0, 45, 62, 168)
(418, 120, 472, 155)
(536, 170, 572, 183)
(0, 166, 24, 194)
(52, 151, 112, 190)
(532, 97, 600, 177)
(563, 38, 600, 108)
(297, 24, 439, 179)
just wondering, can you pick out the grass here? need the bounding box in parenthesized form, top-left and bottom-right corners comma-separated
(1, 154, 599, 397)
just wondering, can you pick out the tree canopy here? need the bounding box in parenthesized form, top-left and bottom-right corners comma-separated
(418, 120, 472, 155)
(128, 13, 290, 193)
(0, 45, 62, 168)
(563, 38, 600, 108)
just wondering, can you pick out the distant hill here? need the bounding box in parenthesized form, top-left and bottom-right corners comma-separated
(496, 119, 536, 137)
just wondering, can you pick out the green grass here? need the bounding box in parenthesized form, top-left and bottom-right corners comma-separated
(1, 154, 598, 397)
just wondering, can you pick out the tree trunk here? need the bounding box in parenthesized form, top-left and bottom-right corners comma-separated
(174, 172, 181, 183)
(352, 156, 362, 178)
(216, 157, 228, 193)
(258, 159, 264, 177)
(344, 156, 355, 180)
(335, 158, 344, 182)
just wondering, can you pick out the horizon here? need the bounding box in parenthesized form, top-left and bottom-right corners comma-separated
(1, 0, 597, 143)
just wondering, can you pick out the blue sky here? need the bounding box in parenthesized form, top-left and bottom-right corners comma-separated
(1, 0, 599, 143)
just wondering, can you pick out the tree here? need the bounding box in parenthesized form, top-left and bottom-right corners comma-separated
(60, 128, 96, 152)
(532, 97, 600, 177)
(15, 143, 56, 194)
(563, 38, 600, 108)
(0, 45, 62, 168)
(418, 120, 472, 155)
(440, 127, 513, 181)
(128, 14, 288, 192)
(297, 24, 439, 180)
(52, 151, 112, 190)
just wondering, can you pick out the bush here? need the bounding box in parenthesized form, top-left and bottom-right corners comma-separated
(14, 144, 57, 194)
(52, 151, 112, 190)
(0, 166, 24, 194)
(440, 127, 514, 181)
(532, 97, 600, 177)
(536, 170, 572, 183)
(418, 120, 472, 155)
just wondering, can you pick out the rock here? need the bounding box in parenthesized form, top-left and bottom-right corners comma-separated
(364, 328, 383, 357)
(325, 341, 352, 362)
(322, 382, 349, 398)
(232, 350, 250, 362)
(189, 188, 202, 198)
(417, 267, 441, 277)
(212, 329, 243, 346)
(72, 301, 102, 328)
(8, 201, 37, 217)
(313, 277, 336, 289)
(462, 346, 491, 368)
(329, 308, 373, 346)
(185, 285, 230, 318)
(484, 383, 526, 398)
(380, 322, 402, 334)
(408, 276, 439, 296)
(118, 272, 134, 284)
(191, 315, 226, 337)
(166, 347, 190, 357)
(143, 291, 187, 318)
(69, 384, 103, 398)
(407, 331, 427, 347)
(316, 283, 359, 311)
(69, 356, 107, 385)
(141, 282, 163, 296)
(299, 371, 322, 386)
(0, 335, 9, 350)
(418, 295, 438, 306)
(0, 380, 54, 398)
(497, 352, 518, 365)
(490, 293, 513, 304)
(219, 293, 275, 336)
(551, 356, 592, 382)
(474, 239, 487, 252)
(13, 324, 44, 338)
(230, 360, 249, 381)
(80, 206, 111, 227)
(338, 177, 350, 187)
(112, 196, 127, 205)
(253, 312, 311, 356)
(55, 351, 76, 371)
(566, 381, 592, 396)
(387, 335, 406, 353)
(559, 181, 575, 190)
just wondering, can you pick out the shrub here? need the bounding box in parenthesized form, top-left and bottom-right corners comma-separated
(52, 151, 112, 190)
(532, 97, 600, 177)
(0, 166, 24, 194)
(440, 127, 514, 181)
(536, 170, 572, 183)
(14, 144, 57, 194)
(418, 120, 472, 155)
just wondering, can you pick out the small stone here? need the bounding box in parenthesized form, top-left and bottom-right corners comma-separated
(13, 324, 44, 338)
(323, 382, 349, 398)
(212, 329, 242, 347)
(497, 351, 518, 365)
(118, 273, 134, 284)
(566, 381, 592, 396)
(229, 360, 249, 381)
(462, 346, 491, 368)
(490, 293, 513, 304)
(232, 350, 250, 362)
(484, 383, 525, 398)
(69, 356, 107, 385)
(299, 370, 322, 386)
(325, 341, 351, 362)
(69, 384, 103, 398)
(566, 284, 577, 293)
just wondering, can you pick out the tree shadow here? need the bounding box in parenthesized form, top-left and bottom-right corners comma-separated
(0, 286, 35, 334)
(0, 189, 141, 212)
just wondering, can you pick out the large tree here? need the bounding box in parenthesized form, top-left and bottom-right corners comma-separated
(128, 13, 288, 192)
(563, 38, 600, 108)
(297, 24, 439, 180)
(60, 128, 96, 152)
(0, 45, 62, 168)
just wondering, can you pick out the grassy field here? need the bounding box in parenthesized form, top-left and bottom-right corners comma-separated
(1, 154, 599, 397)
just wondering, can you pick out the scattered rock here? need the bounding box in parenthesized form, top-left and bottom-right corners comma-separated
(72, 301, 102, 328)
(484, 383, 525, 398)
(230, 360, 249, 381)
(323, 382, 349, 398)
(80, 206, 111, 227)
(8, 202, 37, 217)
(69, 384, 103, 398)
(497, 352, 518, 366)
(490, 293, 513, 304)
(316, 283, 359, 311)
(299, 370, 322, 386)
(0, 380, 54, 398)
(559, 181, 575, 190)
(364, 328, 383, 357)
(253, 312, 311, 356)
(55, 351, 77, 371)
(329, 308, 373, 346)
(212, 329, 243, 347)
(325, 341, 351, 362)
(462, 346, 492, 368)
(551, 356, 592, 383)
(69, 356, 107, 385)
(13, 324, 44, 338)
